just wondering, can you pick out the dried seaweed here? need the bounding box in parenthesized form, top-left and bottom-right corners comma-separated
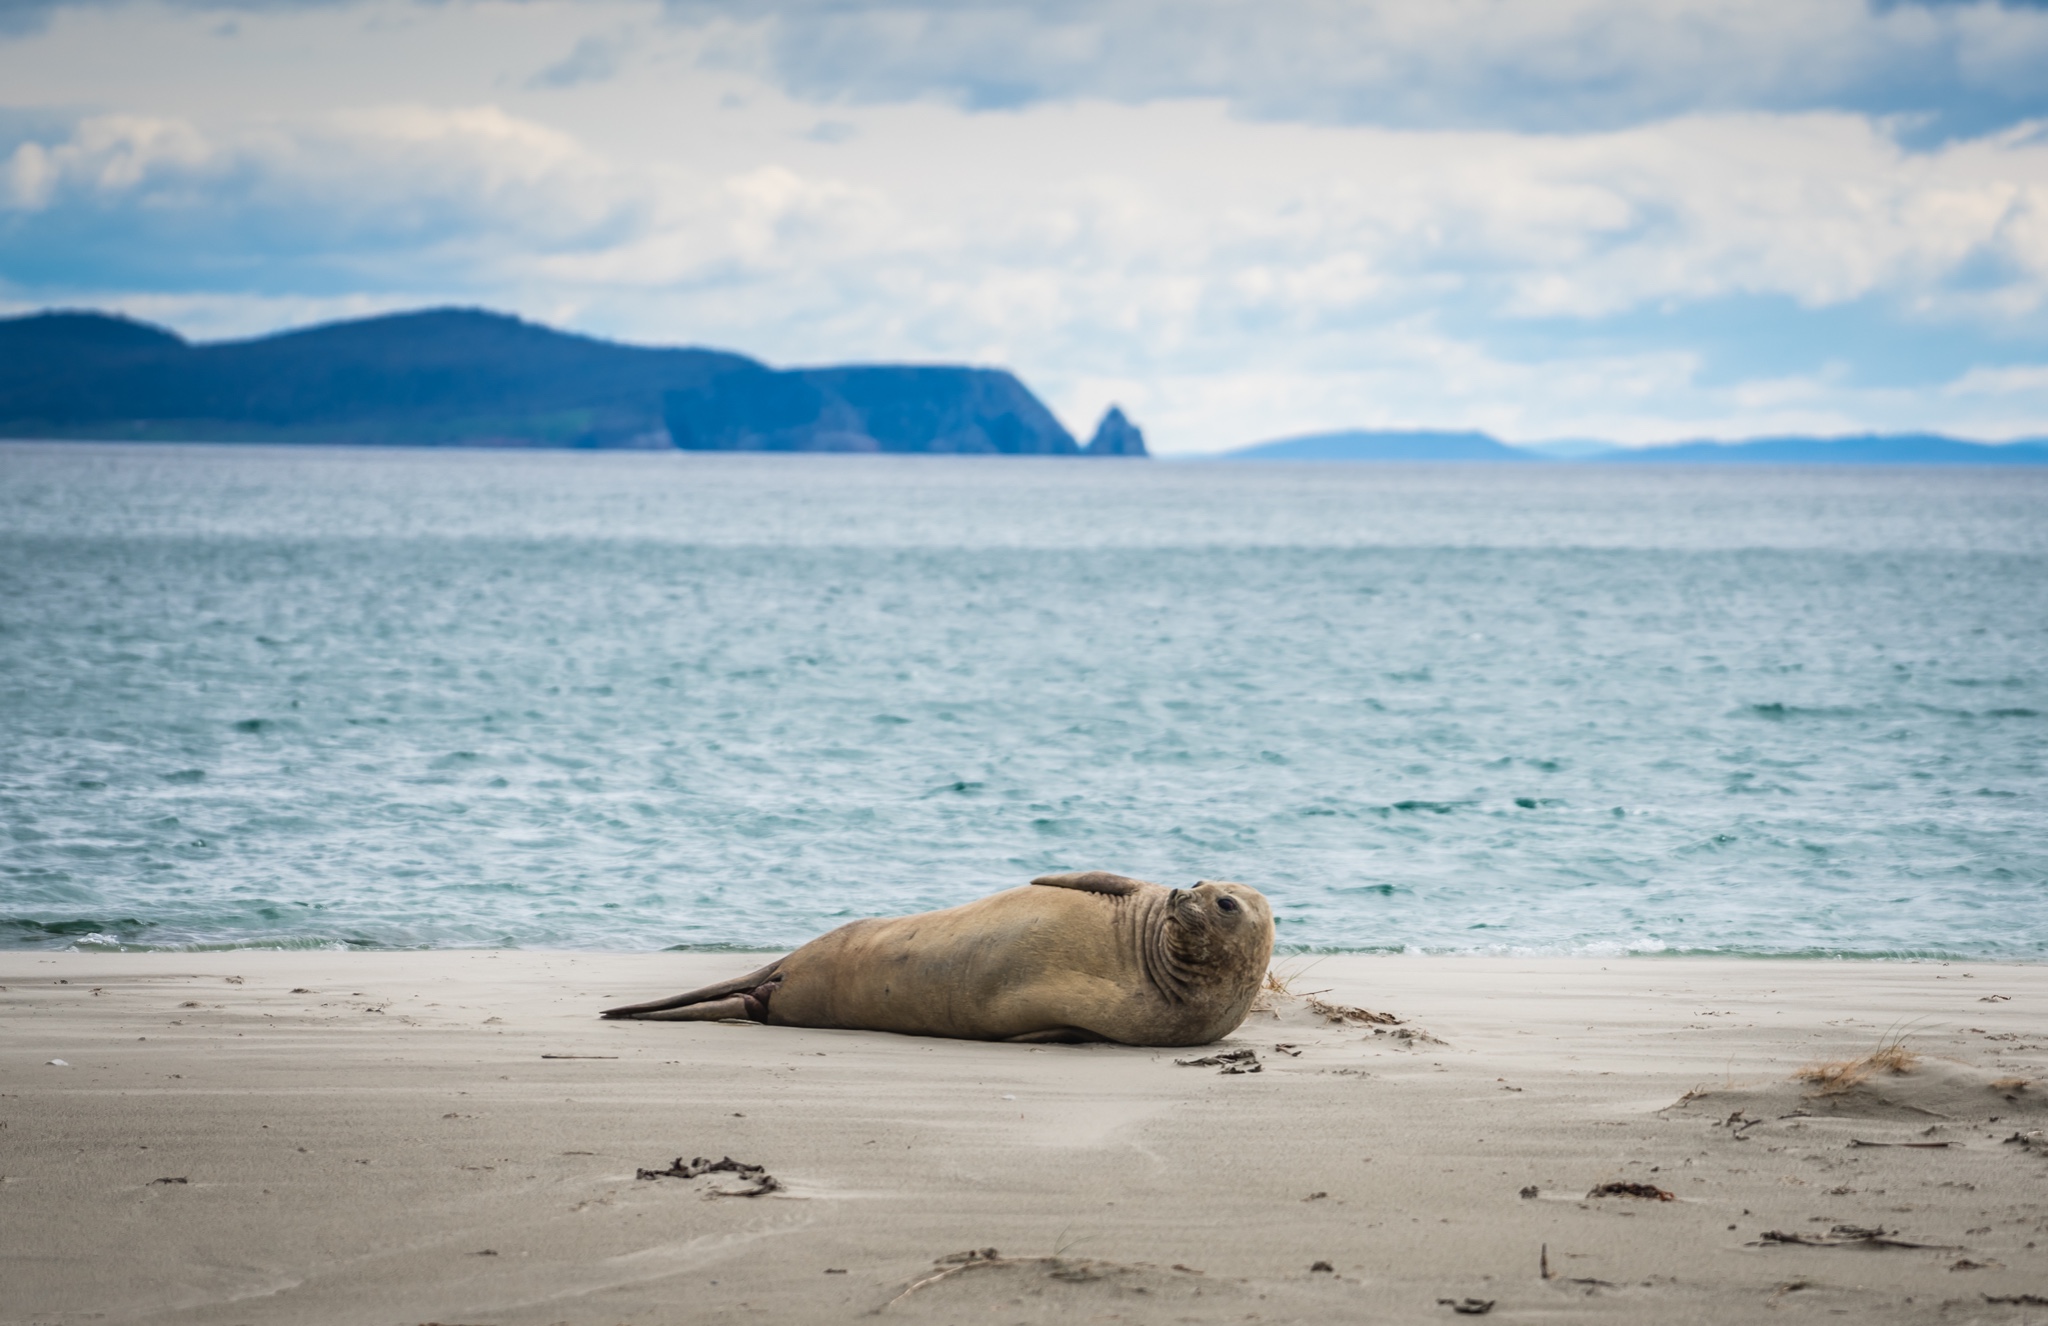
(635, 1154, 780, 1196)
(1306, 995, 1402, 1026)
(1756, 1224, 1957, 1250)
(1174, 1048, 1262, 1074)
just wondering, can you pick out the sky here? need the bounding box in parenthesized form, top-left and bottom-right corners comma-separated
(3, 0, 2048, 452)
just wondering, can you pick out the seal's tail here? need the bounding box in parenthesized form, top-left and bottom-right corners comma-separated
(600, 959, 785, 1020)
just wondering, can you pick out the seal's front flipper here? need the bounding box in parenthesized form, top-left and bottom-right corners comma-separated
(1004, 1026, 1106, 1044)
(1029, 871, 1148, 896)
(600, 959, 784, 1020)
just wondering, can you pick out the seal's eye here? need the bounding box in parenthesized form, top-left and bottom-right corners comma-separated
(1216, 896, 1239, 913)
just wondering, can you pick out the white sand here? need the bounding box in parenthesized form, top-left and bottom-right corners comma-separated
(4, 951, 2046, 1324)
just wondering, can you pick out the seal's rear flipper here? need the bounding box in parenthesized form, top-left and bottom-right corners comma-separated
(625, 995, 757, 1022)
(600, 959, 784, 1020)
(1030, 871, 1147, 896)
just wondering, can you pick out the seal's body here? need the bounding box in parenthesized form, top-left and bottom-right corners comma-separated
(601, 872, 1274, 1046)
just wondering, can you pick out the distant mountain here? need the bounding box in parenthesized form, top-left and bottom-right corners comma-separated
(1220, 429, 1536, 461)
(1218, 427, 2048, 464)
(1606, 433, 2048, 464)
(0, 307, 1092, 454)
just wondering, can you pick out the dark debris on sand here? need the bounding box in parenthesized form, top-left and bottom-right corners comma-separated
(1755, 1224, 1958, 1250)
(1175, 1048, 1262, 1074)
(1305, 995, 1402, 1026)
(635, 1155, 780, 1196)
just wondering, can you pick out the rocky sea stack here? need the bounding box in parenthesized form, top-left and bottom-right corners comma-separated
(1083, 406, 1149, 457)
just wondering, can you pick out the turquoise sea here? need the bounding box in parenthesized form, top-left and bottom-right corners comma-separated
(2, 442, 2044, 958)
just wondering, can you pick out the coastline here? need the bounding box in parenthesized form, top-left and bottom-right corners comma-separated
(5, 951, 2045, 1324)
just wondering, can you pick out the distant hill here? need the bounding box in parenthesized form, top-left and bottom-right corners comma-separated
(1606, 433, 2048, 464)
(1218, 427, 2048, 464)
(1220, 429, 1535, 461)
(1516, 438, 1622, 459)
(0, 308, 1088, 454)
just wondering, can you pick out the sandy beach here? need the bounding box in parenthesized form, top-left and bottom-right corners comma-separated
(4, 951, 2045, 1325)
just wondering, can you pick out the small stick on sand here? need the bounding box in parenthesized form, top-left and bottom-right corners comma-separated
(885, 1249, 1006, 1307)
(886, 1263, 974, 1306)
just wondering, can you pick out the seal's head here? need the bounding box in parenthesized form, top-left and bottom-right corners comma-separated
(1164, 879, 1274, 985)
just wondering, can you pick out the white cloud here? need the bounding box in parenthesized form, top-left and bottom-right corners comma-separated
(664, 0, 2048, 134)
(1948, 361, 2048, 396)
(4, 140, 54, 207)
(1473, 114, 2048, 318)
(2, 104, 631, 262)
(14, 0, 2048, 136)
(4, 113, 212, 204)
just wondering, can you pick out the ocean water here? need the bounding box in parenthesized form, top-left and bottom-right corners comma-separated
(3, 442, 2044, 959)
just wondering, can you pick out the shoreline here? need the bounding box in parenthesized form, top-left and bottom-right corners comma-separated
(17, 944, 2046, 962)
(5, 951, 2046, 1324)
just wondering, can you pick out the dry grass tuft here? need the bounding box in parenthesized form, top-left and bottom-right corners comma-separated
(1253, 960, 1324, 1016)
(1261, 957, 1327, 997)
(1256, 962, 1409, 1028)
(1796, 1037, 1918, 1096)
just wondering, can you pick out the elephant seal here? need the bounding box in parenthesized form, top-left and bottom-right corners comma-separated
(601, 872, 1274, 1046)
